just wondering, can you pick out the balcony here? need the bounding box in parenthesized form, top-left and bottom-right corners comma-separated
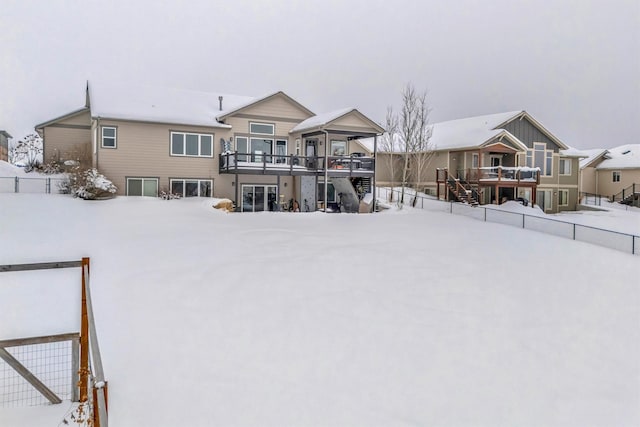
(447, 167, 540, 186)
(219, 152, 375, 177)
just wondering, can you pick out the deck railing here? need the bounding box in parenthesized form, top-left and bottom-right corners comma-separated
(453, 167, 540, 183)
(219, 152, 374, 175)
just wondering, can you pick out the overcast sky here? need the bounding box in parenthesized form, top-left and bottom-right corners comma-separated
(1, 0, 638, 149)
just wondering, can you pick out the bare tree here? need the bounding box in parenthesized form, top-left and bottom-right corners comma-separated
(379, 107, 399, 202)
(407, 91, 433, 206)
(398, 83, 432, 208)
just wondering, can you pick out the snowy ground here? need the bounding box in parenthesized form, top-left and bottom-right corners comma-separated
(0, 193, 639, 426)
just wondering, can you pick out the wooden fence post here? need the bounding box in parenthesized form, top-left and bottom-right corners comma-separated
(79, 257, 90, 403)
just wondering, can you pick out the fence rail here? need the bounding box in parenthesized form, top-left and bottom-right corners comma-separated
(0, 176, 67, 194)
(378, 188, 639, 255)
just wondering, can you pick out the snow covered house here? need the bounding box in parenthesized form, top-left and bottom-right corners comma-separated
(358, 111, 582, 213)
(579, 144, 640, 206)
(35, 82, 384, 212)
(0, 130, 11, 162)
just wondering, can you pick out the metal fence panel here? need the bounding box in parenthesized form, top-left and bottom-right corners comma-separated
(524, 216, 575, 239)
(451, 202, 484, 220)
(15, 177, 47, 193)
(0, 177, 14, 193)
(575, 225, 635, 254)
(485, 208, 525, 228)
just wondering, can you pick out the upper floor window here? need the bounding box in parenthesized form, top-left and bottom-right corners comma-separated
(249, 122, 274, 135)
(331, 140, 347, 156)
(102, 127, 117, 148)
(472, 153, 479, 168)
(559, 158, 571, 175)
(613, 171, 621, 182)
(527, 143, 553, 176)
(171, 132, 213, 157)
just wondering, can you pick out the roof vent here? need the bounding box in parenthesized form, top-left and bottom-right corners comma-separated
(218, 96, 223, 111)
(622, 150, 631, 155)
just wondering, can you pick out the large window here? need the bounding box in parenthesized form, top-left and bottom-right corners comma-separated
(127, 178, 158, 196)
(613, 171, 621, 182)
(102, 127, 117, 148)
(170, 179, 212, 197)
(236, 135, 288, 164)
(558, 189, 569, 206)
(171, 132, 213, 157)
(527, 143, 553, 176)
(559, 158, 571, 175)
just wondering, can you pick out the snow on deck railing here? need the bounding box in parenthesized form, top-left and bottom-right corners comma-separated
(377, 187, 639, 256)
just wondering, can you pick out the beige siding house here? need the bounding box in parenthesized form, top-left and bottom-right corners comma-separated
(0, 130, 12, 162)
(36, 82, 384, 212)
(579, 144, 640, 206)
(358, 111, 583, 214)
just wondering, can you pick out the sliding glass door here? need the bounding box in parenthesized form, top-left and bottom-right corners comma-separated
(241, 185, 278, 212)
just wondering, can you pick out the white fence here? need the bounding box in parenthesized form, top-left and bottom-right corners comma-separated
(0, 176, 66, 194)
(378, 188, 639, 256)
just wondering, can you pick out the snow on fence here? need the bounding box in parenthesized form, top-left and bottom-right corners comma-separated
(378, 188, 639, 256)
(0, 176, 67, 194)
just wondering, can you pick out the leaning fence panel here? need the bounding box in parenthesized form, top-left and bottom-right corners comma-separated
(575, 225, 635, 254)
(0, 335, 79, 407)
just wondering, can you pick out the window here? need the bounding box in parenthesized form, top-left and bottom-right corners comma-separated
(559, 158, 571, 175)
(613, 171, 621, 182)
(170, 132, 213, 157)
(236, 135, 288, 164)
(331, 140, 347, 156)
(528, 143, 553, 176)
(170, 179, 212, 197)
(472, 153, 479, 168)
(318, 182, 336, 203)
(558, 189, 569, 206)
(127, 178, 158, 196)
(249, 122, 274, 135)
(102, 127, 117, 148)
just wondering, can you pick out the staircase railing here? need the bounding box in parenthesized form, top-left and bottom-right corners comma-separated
(611, 183, 639, 204)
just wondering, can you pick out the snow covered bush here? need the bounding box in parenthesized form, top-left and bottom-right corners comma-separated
(159, 189, 182, 200)
(59, 167, 117, 199)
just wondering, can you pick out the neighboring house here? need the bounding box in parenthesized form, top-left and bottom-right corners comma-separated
(35, 82, 384, 212)
(579, 144, 640, 205)
(359, 111, 583, 213)
(0, 130, 12, 162)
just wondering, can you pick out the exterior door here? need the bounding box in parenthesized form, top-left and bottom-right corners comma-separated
(241, 185, 278, 212)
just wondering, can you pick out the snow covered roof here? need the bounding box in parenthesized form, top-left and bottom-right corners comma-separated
(216, 91, 314, 120)
(428, 111, 523, 151)
(88, 82, 256, 128)
(0, 130, 12, 139)
(358, 111, 527, 153)
(290, 108, 356, 133)
(573, 148, 609, 169)
(595, 144, 640, 170)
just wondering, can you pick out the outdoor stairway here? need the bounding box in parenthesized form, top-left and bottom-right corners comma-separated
(613, 183, 639, 207)
(331, 177, 360, 213)
(446, 178, 479, 206)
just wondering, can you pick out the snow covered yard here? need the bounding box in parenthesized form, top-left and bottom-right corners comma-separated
(0, 193, 639, 426)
